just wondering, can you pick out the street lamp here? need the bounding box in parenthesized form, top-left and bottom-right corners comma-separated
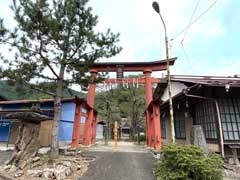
(152, 1, 175, 143)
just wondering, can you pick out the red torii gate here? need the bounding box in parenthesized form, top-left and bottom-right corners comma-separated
(82, 58, 176, 151)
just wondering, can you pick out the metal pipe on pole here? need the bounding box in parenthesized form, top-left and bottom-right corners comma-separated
(152, 1, 175, 143)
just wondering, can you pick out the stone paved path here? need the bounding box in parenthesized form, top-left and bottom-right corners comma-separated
(79, 141, 155, 180)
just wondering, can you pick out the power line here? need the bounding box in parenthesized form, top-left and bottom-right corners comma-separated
(181, 0, 201, 44)
(180, 42, 190, 65)
(171, 0, 218, 41)
(180, 42, 195, 75)
(179, 0, 201, 75)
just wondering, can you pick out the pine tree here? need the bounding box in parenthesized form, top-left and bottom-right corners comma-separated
(0, 0, 121, 158)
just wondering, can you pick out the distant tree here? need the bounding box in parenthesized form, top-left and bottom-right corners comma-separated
(0, 0, 121, 158)
(95, 88, 120, 141)
(95, 76, 146, 141)
(128, 86, 145, 137)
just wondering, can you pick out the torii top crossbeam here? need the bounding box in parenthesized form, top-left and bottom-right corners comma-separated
(90, 58, 177, 72)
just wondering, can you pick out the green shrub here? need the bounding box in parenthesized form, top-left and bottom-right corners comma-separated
(132, 134, 146, 141)
(155, 143, 224, 180)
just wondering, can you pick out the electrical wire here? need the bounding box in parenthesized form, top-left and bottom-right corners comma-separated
(181, 0, 201, 44)
(171, 0, 218, 41)
(180, 42, 190, 65)
(178, 0, 201, 75)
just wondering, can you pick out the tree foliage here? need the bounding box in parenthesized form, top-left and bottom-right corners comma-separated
(155, 144, 224, 180)
(1, 0, 121, 91)
(0, 0, 121, 158)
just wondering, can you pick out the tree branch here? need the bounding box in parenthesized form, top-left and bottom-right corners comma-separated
(23, 81, 55, 96)
(66, 48, 104, 65)
(34, 72, 57, 81)
(67, 38, 85, 61)
(39, 36, 59, 79)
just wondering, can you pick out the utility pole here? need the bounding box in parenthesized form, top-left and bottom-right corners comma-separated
(152, 1, 175, 143)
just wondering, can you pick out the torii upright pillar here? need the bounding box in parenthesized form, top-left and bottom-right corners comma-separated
(144, 69, 153, 147)
(153, 101, 162, 150)
(83, 69, 98, 145)
(71, 104, 82, 148)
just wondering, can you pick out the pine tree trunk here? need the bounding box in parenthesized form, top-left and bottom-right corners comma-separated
(50, 65, 65, 159)
(50, 95, 61, 158)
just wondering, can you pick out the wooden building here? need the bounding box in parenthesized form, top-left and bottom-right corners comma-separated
(153, 75, 240, 158)
(0, 98, 97, 148)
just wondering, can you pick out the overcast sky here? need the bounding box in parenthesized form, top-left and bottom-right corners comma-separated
(0, 0, 240, 78)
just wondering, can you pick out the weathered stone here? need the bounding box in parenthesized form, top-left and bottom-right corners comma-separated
(6, 123, 41, 167)
(224, 164, 235, 171)
(56, 165, 64, 170)
(19, 160, 28, 170)
(65, 167, 72, 176)
(54, 168, 67, 180)
(27, 169, 43, 177)
(38, 147, 51, 155)
(3, 165, 11, 171)
(228, 158, 235, 165)
(31, 161, 42, 169)
(14, 170, 24, 177)
(32, 156, 40, 162)
(231, 148, 240, 166)
(64, 151, 77, 156)
(8, 165, 17, 172)
(42, 168, 54, 179)
(68, 148, 77, 152)
(224, 169, 240, 180)
(62, 161, 72, 167)
(190, 125, 208, 153)
(77, 165, 81, 170)
(6, 112, 49, 122)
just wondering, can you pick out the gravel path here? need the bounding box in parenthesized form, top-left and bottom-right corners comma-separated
(79, 141, 155, 180)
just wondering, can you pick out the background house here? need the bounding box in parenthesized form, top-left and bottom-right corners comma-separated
(120, 117, 131, 140)
(153, 75, 240, 158)
(96, 121, 106, 140)
(0, 98, 96, 147)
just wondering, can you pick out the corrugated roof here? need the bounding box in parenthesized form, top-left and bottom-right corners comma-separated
(0, 98, 75, 105)
(170, 75, 240, 86)
(0, 97, 98, 114)
(153, 75, 240, 101)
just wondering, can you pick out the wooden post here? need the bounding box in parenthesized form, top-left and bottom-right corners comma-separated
(114, 121, 118, 152)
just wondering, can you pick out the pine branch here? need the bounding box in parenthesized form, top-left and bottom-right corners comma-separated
(66, 48, 103, 65)
(39, 36, 59, 79)
(67, 39, 85, 61)
(23, 81, 55, 96)
(34, 72, 57, 81)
